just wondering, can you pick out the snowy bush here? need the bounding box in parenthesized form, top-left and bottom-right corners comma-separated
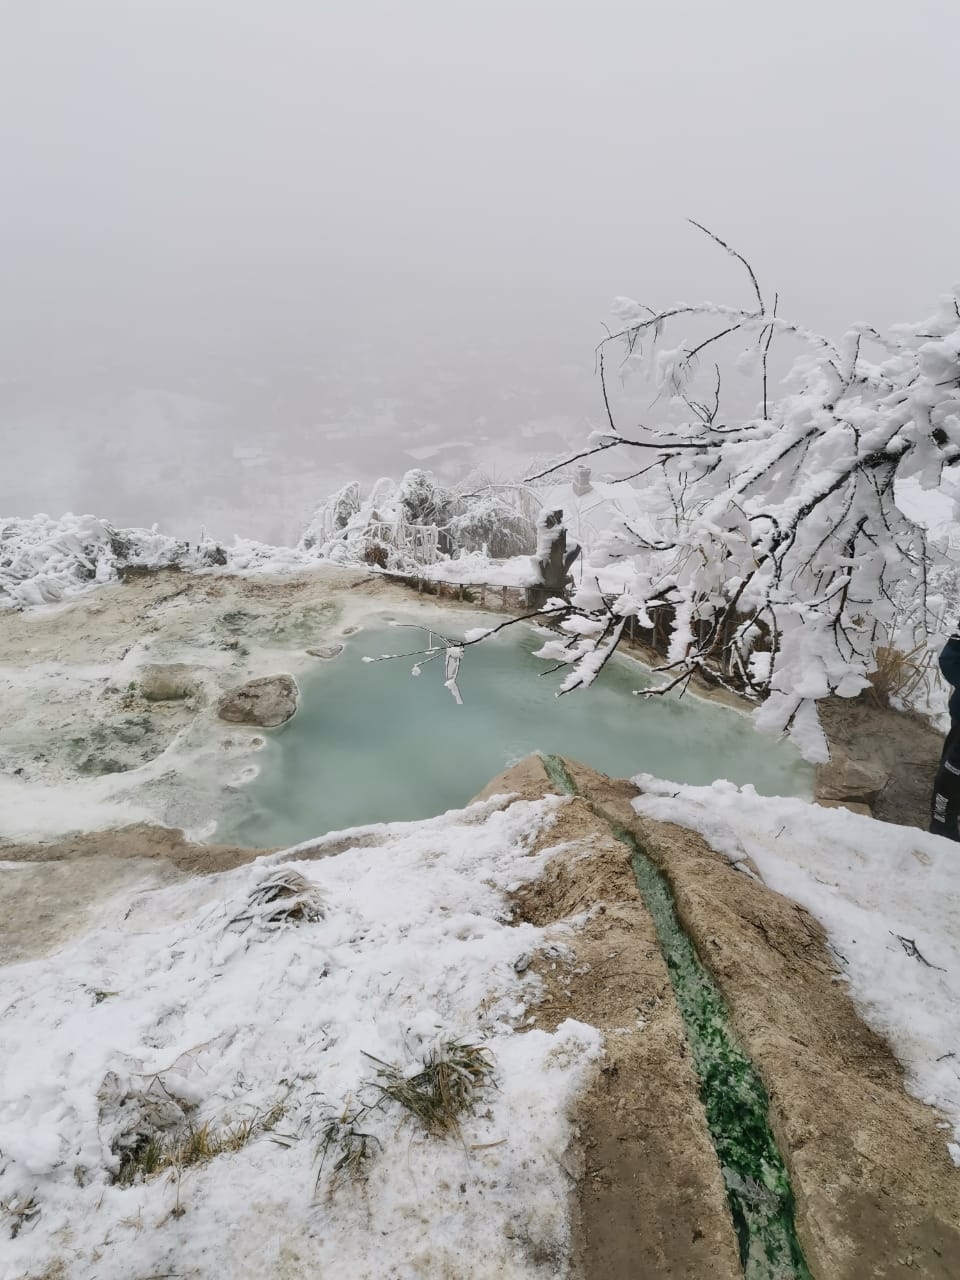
(0, 513, 229, 609)
(299, 482, 362, 550)
(298, 470, 537, 570)
(397, 469, 454, 534)
(448, 491, 537, 559)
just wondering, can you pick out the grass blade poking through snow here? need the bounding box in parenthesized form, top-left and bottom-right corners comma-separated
(316, 1107, 382, 1188)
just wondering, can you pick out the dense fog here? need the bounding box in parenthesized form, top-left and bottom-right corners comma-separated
(1, 0, 956, 541)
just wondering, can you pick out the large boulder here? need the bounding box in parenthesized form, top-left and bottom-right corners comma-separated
(139, 663, 198, 702)
(815, 746, 889, 806)
(216, 674, 299, 728)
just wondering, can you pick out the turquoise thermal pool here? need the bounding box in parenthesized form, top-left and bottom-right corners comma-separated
(219, 616, 813, 847)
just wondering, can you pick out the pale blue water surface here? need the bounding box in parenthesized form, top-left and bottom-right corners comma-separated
(220, 616, 812, 847)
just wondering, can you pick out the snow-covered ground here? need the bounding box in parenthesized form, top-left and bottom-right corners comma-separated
(0, 793, 602, 1279)
(3, 491, 960, 1273)
(2, 571, 959, 1272)
(633, 776, 960, 1164)
(3, 764, 960, 1278)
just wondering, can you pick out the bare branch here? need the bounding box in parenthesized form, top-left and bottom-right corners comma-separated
(523, 439, 621, 484)
(362, 605, 569, 665)
(761, 291, 778, 420)
(599, 349, 618, 434)
(687, 219, 764, 313)
(682, 321, 746, 372)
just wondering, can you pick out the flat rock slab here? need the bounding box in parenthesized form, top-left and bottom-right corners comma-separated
(0, 827, 271, 963)
(217, 674, 299, 727)
(139, 662, 199, 701)
(306, 643, 344, 659)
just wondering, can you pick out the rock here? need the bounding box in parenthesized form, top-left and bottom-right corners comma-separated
(817, 798, 874, 817)
(815, 747, 889, 805)
(306, 643, 344, 660)
(139, 663, 198, 702)
(216, 674, 299, 727)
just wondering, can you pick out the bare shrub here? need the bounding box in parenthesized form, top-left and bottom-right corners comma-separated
(867, 643, 936, 709)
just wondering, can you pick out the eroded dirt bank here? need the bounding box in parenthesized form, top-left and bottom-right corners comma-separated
(557, 758, 960, 1280)
(478, 757, 744, 1278)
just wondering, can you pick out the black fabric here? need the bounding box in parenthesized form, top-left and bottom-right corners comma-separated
(930, 636, 960, 840)
(939, 636, 960, 725)
(930, 724, 960, 841)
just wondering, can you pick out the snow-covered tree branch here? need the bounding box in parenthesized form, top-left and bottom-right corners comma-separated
(525, 232, 960, 759)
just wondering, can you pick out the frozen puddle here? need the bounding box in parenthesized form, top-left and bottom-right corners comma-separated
(219, 618, 813, 848)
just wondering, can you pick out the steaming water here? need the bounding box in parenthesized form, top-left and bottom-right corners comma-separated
(220, 617, 813, 848)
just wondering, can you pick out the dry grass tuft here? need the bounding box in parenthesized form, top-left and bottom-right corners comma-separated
(228, 867, 326, 933)
(868, 643, 935, 708)
(23, 1263, 65, 1280)
(362, 542, 389, 569)
(312, 1040, 496, 1195)
(366, 1040, 495, 1136)
(1, 1191, 41, 1239)
(117, 1133, 166, 1185)
(114, 1101, 286, 1186)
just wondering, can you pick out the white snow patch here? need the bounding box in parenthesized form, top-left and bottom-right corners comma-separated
(417, 549, 541, 589)
(0, 794, 604, 1278)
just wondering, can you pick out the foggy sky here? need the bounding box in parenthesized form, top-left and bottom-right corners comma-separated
(1, 1, 957, 538)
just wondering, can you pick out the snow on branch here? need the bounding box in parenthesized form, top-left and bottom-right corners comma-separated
(518, 230, 960, 758)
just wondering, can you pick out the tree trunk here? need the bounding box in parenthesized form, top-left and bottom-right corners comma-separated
(529, 510, 581, 609)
